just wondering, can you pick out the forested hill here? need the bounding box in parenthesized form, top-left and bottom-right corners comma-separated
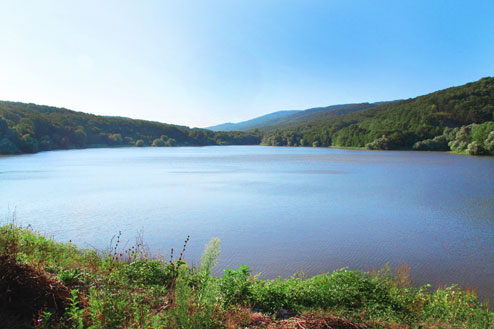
(257, 102, 390, 132)
(1, 77, 493, 155)
(206, 110, 300, 131)
(261, 77, 494, 155)
(0, 102, 261, 154)
(207, 102, 388, 132)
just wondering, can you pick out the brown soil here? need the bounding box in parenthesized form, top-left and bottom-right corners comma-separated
(249, 313, 369, 329)
(0, 256, 71, 325)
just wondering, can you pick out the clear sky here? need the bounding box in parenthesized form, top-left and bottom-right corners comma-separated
(0, 1, 493, 128)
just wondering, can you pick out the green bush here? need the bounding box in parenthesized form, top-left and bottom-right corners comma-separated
(251, 277, 302, 314)
(413, 135, 449, 151)
(169, 238, 222, 329)
(151, 138, 165, 147)
(121, 259, 174, 286)
(466, 141, 486, 155)
(219, 265, 254, 306)
(485, 131, 494, 153)
(366, 135, 391, 150)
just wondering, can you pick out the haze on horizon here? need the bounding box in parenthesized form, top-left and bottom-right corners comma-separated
(0, 1, 493, 128)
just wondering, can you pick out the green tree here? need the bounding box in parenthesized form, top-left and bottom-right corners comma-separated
(151, 138, 165, 147)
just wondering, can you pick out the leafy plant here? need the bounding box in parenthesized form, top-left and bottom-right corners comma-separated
(170, 238, 222, 329)
(219, 265, 254, 306)
(67, 289, 84, 329)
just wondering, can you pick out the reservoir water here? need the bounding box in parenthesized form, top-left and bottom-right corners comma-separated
(1, 146, 493, 303)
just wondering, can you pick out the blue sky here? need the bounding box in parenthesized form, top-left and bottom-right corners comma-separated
(0, 0, 493, 127)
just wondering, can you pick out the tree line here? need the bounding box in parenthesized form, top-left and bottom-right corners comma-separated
(1, 77, 493, 155)
(261, 77, 494, 155)
(0, 101, 261, 154)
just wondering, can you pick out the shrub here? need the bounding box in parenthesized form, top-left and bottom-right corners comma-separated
(219, 265, 254, 306)
(169, 238, 222, 329)
(485, 131, 494, 153)
(366, 135, 391, 150)
(413, 135, 449, 151)
(466, 141, 486, 155)
(151, 138, 165, 147)
(121, 259, 174, 286)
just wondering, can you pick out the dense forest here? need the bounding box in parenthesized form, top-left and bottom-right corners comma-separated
(1, 77, 493, 155)
(261, 77, 494, 154)
(0, 102, 261, 154)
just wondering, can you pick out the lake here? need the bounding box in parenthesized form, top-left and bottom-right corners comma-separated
(1, 146, 493, 303)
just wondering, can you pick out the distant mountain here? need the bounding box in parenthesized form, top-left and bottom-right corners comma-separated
(257, 102, 390, 131)
(207, 110, 299, 131)
(207, 102, 387, 132)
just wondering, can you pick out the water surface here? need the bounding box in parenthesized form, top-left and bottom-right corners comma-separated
(1, 146, 493, 302)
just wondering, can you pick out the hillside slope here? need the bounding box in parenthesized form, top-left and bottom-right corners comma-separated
(207, 110, 300, 131)
(261, 77, 494, 153)
(258, 102, 389, 132)
(0, 102, 261, 154)
(207, 103, 387, 132)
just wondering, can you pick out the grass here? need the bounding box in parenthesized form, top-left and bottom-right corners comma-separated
(0, 223, 492, 329)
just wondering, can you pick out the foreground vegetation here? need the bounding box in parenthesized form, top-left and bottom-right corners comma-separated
(1, 224, 492, 329)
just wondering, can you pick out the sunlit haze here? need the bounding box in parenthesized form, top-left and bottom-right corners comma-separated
(1, 0, 493, 127)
